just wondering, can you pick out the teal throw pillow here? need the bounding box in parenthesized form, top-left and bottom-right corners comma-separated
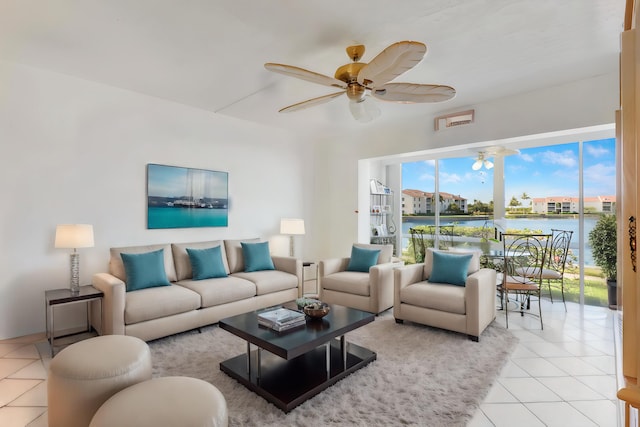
(241, 241, 275, 272)
(346, 246, 381, 272)
(121, 249, 171, 292)
(428, 251, 473, 286)
(186, 246, 228, 280)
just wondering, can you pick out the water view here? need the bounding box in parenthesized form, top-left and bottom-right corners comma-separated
(401, 216, 597, 265)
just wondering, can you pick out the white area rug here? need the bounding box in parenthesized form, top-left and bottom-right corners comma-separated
(149, 312, 517, 426)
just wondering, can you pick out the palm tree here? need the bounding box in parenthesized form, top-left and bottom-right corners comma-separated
(521, 192, 531, 214)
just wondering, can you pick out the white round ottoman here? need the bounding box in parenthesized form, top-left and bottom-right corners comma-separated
(47, 335, 152, 427)
(90, 376, 228, 427)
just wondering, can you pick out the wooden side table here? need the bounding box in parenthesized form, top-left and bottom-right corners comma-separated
(45, 285, 104, 356)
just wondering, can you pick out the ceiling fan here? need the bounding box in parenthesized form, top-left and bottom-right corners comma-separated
(472, 146, 521, 170)
(264, 41, 456, 122)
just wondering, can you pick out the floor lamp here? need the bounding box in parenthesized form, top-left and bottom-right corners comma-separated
(55, 224, 95, 294)
(280, 218, 305, 257)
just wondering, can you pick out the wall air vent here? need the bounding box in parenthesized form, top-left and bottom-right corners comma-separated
(434, 109, 475, 131)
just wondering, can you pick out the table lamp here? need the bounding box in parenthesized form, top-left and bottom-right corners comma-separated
(55, 224, 94, 294)
(280, 218, 305, 257)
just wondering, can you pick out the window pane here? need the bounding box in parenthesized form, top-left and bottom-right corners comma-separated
(584, 138, 616, 307)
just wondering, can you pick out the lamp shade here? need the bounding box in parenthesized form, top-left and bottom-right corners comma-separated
(55, 224, 95, 249)
(280, 218, 305, 235)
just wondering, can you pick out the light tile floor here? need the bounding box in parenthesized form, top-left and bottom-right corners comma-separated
(470, 299, 619, 427)
(0, 298, 620, 427)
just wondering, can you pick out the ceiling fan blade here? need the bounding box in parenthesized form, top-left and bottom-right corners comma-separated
(372, 83, 455, 103)
(357, 41, 427, 86)
(278, 91, 345, 113)
(265, 63, 347, 89)
(348, 98, 381, 123)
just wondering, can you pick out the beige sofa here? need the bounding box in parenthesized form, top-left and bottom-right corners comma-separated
(393, 248, 497, 341)
(92, 239, 301, 341)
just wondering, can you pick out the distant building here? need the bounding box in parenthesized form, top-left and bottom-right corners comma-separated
(402, 189, 468, 214)
(531, 196, 616, 214)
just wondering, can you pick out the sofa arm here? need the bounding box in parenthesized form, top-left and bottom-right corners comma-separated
(393, 263, 425, 290)
(464, 268, 497, 337)
(272, 256, 300, 276)
(318, 257, 350, 277)
(272, 256, 303, 293)
(369, 263, 399, 313)
(92, 273, 126, 336)
(393, 263, 424, 318)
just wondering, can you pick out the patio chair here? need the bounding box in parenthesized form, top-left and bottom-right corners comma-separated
(542, 229, 573, 310)
(501, 233, 551, 329)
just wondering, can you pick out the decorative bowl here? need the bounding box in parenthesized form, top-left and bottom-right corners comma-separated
(296, 297, 320, 310)
(303, 302, 330, 319)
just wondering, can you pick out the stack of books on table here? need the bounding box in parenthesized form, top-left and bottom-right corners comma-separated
(257, 307, 306, 332)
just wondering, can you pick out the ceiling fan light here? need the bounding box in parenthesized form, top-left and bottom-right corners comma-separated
(472, 160, 483, 170)
(484, 160, 494, 169)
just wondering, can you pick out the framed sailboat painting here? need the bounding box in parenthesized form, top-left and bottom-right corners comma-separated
(146, 164, 229, 229)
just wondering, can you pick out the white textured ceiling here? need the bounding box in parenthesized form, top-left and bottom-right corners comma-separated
(0, 0, 624, 134)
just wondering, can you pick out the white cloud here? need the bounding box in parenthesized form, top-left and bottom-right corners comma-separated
(519, 153, 534, 162)
(540, 150, 577, 168)
(585, 145, 610, 157)
(423, 160, 436, 167)
(584, 163, 616, 183)
(440, 172, 463, 184)
(418, 172, 434, 182)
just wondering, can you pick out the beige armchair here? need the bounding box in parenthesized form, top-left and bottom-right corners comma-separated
(319, 243, 396, 314)
(393, 248, 497, 341)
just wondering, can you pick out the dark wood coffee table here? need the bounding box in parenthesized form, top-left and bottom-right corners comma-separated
(219, 303, 376, 412)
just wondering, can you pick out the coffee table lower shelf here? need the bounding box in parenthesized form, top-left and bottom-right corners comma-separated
(220, 339, 376, 412)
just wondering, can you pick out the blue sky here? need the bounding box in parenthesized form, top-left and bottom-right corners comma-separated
(401, 138, 616, 205)
(148, 164, 228, 198)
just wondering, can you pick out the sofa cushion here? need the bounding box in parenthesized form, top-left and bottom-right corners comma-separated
(424, 248, 481, 279)
(176, 276, 257, 307)
(124, 284, 201, 325)
(401, 281, 466, 315)
(224, 238, 260, 273)
(346, 246, 380, 272)
(321, 271, 370, 297)
(241, 241, 275, 272)
(428, 251, 473, 286)
(232, 270, 298, 296)
(120, 249, 172, 292)
(186, 246, 228, 280)
(110, 244, 177, 283)
(353, 243, 393, 264)
(172, 241, 230, 280)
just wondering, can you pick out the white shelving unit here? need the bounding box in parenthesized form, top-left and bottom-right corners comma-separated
(370, 180, 397, 255)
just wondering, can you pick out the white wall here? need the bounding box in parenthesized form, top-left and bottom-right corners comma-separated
(0, 61, 308, 339)
(312, 72, 619, 259)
